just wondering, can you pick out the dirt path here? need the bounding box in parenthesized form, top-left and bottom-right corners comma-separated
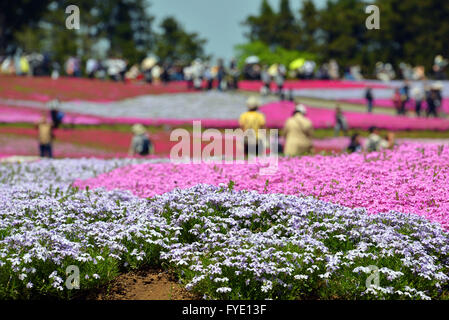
(91, 268, 199, 300)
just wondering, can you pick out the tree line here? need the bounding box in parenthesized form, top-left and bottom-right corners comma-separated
(242, 0, 449, 76)
(2, 0, 448, 76)
(1, 0, 208, 66)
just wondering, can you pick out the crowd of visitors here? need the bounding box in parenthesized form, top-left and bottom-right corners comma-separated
(236, 94, 398, 159)
(35, 93, 407, 160)
(365, 80, 444, 117)
(2, 49, 447, 85)
(0, 52, 240, 90)
(9, 50, 442, 159)
(184, 58, 240, 91)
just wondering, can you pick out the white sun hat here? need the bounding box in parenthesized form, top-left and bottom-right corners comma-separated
(433, 81, 444, 90)
(295, 103, 307, 115)
(132, 124, 146, 135)
(246, 96, 261, 110)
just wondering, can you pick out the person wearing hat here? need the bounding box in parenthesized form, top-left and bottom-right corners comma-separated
(283, 104, 314, 156)
(239, 96, 266, 156)
(129, 124, 153, 156)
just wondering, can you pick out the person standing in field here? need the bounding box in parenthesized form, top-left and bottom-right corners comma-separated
(229, 59, 240, 90)
(427, 82, 443, 118)
(239, 96, 266, 156)
(399, 80, 410, 114)
(283, 104, 314, 156)
(393, 88, 402, 115)
(275, 64, 286, 98)
(36, 114, 54, 158)
(260, 65, 271, 96)
(365, 87, 374, 113)
(334, 105, 348, 137)
(129, 124, 154, 156)
(411, 85, 425, 117)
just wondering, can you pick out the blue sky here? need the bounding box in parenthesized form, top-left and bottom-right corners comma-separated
(149, 0, 326, 62)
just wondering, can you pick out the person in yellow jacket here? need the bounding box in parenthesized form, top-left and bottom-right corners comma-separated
(239, 96, 266, 156)
(283, 104, 314, 156)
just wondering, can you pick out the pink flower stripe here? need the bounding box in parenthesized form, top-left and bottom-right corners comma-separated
(0, 104, 107, 125)
(3, 100, 449, 130)
(260, 101, 449, 130)
(0, 75, 192, 102)
(75, 143, 449, 229)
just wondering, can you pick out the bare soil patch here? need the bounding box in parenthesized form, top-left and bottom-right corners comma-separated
(90, 268, 199, 300)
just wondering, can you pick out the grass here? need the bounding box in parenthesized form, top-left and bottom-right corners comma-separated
(2, 123, 449, 139)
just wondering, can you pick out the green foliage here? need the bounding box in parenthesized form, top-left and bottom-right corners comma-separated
(0, 0, 51, 54)
(234, 41, 316, 69)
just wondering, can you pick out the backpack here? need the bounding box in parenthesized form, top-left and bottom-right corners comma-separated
(56, 111, 65, 121)
(139, 137, 151, 155)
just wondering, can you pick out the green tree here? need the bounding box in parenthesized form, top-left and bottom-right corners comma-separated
(96, 0, 154, 64)
(0, 0, 50, 54)
(243, 0, 449, 77)
(317, 0, 368, 67)
(275, 0, 299, 50)
(13, 0, 155, 67)
(154, 16, 208, 63)
(298, 0, 319, 52)
(369, 0, 449, 73)
(243, 0, 278, 46)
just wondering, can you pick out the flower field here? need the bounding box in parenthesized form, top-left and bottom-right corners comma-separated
(1, 144, 449, 300)
(2, 75, 449, 131)
(260, 101, 449, 131)
(0, 76, 391, 103)
(75, 143, 449, 228)
(0, 75, 191, 102)
(3, 99, 449, 131)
